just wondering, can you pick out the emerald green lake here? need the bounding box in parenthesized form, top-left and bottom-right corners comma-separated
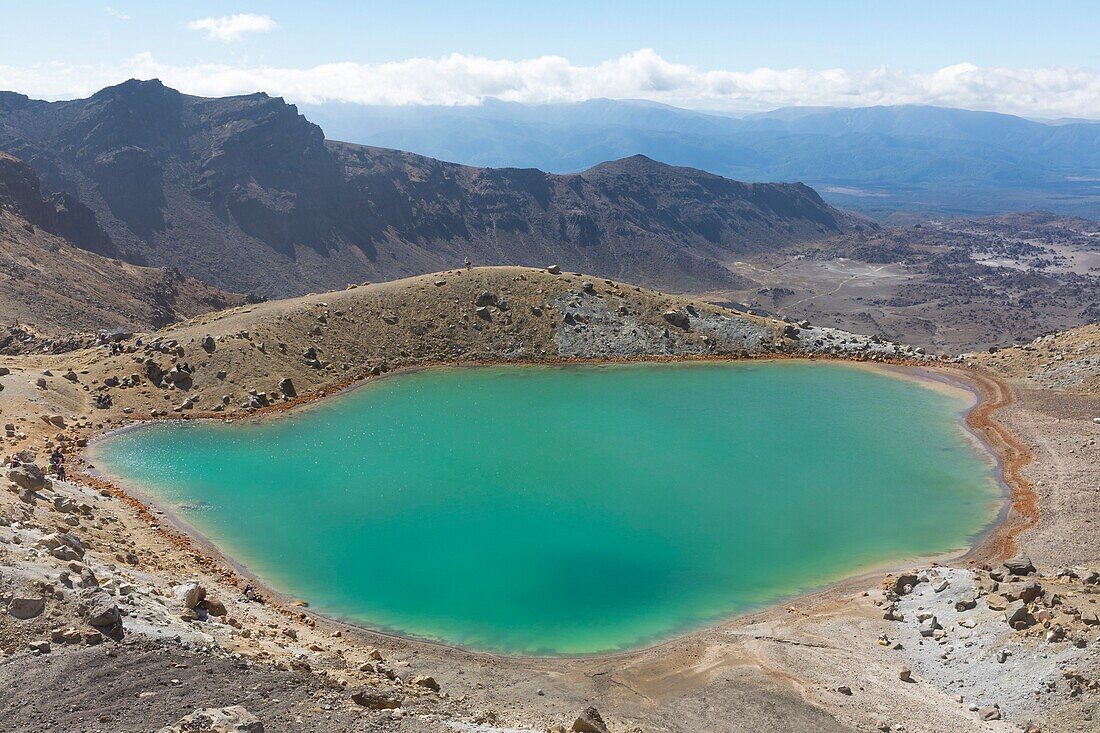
(91, 362, 1001, 655)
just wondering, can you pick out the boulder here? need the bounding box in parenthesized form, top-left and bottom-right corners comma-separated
(278, 377, 296, 398)
(350, 691, 402, 709)
(37, 532, 86, 561)
(201, 335, 216, 353)
(8, 464, 49, 491)
(157, 706, 263, 733)
(145, 360, 164, 386)
(174, 581, 206, 609)
(411, 674, 440, 691)
(1001, 581, 1043, 603)
(890, 573, 919, 595)
(571, 707, 609, 733)
(1005, 599, 1031, 627)
(82, 589, 121, 628)
(661, 309, 690, 329)
(200, 597, 228, 617)
(978, 705, 1002, 721)
(955, 594, 977, 612)
(1004, 554, 1036, 576)
(546, 265, 561, 274)
(7, 596, 46, 619)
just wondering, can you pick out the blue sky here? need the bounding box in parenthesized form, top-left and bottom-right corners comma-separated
(3, 2, 1100, 116)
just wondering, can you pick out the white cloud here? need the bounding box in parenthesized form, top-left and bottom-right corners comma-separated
(103, 7, 130, 21)
(3, 49, 1100, 119)
(187, 13, 276, 42)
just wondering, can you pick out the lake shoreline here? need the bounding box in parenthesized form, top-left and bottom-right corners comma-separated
(80, 356, 1021, 660)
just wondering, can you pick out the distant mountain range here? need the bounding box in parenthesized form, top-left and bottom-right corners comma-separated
(0, 80, 859, 298)
(301, 99, 1100, 219)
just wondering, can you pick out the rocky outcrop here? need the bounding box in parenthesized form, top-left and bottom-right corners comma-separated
(0, 152, 115, 256)
(157, 706, 263, 733)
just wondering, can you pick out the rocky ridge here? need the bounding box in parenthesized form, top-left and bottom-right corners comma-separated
(0, 266, 928, 444)
(0, 79, 863, 297)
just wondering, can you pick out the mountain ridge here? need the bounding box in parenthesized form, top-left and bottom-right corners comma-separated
(0, 79, 861, 297)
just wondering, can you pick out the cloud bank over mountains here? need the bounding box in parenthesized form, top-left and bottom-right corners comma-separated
(3, 48, 1100, 118)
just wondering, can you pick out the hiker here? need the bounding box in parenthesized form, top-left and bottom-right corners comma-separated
(464, 256, 471, 269)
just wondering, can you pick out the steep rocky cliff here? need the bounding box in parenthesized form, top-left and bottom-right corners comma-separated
(0, 152, 243, 338)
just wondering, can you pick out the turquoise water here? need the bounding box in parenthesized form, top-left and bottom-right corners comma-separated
(91, 361, 1001, 655)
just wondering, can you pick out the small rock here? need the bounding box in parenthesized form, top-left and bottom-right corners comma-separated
(978, 705, 1002, 721)
(898, 666, 913, 683)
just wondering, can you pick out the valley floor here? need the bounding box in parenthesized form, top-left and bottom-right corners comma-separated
(1, 268, 1098, 732)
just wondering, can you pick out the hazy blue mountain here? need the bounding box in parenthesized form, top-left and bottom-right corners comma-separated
(301, 100, 1100, 218)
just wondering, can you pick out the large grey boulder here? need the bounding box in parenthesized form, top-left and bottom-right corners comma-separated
(157, 706, 263, 733)
(1004, 554, 1036, 576)
(1005, 599, 1031, 627)
(82, 588, 121, 628)
(8, 465, 49, 491)
(173, 581, 206, 609)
